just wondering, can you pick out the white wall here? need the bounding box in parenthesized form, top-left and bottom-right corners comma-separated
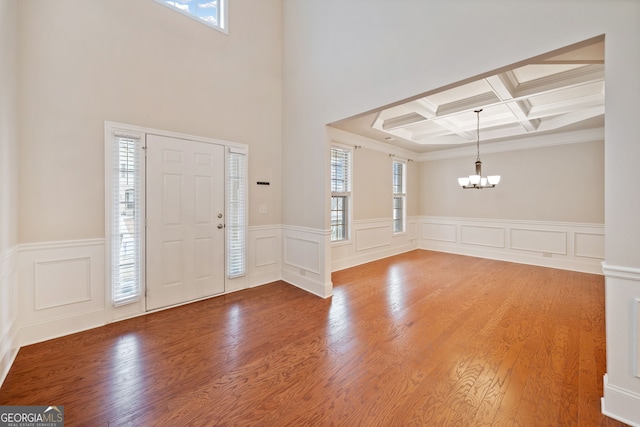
(18, 0, 283, 244)
(282, 0, 640, 423)
(329, 131, 421, 271)
(10, 0, 285, 358)
(420, 140, 604, 223)
(0, 0, 19, 386)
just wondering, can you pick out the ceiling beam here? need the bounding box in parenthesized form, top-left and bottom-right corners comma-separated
(485, 74, 539, 132)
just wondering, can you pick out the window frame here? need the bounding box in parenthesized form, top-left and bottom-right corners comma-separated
(154, 0, 228, 34)
(330, 144, 353, 244)
(392, 158, 407, 234)
(106, 129, 146, 306)
(226, 147, 247, 279)
(105, 122, 248, 310)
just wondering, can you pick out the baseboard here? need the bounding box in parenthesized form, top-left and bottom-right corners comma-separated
(332, 243, 417, 272)
(19, 309, 106, 347)
(0, 321, 19, 388)
(281, 269, 331, 298)
(418, 217, 604, 275)
(249, 270, 281, 287)
(420, 241, 603, 274)
(602, 374, 640, 426)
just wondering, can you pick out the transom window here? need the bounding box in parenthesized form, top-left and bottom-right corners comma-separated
(155, 0, 227, 33)
(331, 146, 352, 242)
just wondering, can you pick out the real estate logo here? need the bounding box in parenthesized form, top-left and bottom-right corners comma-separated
(0, 406, 64, 427)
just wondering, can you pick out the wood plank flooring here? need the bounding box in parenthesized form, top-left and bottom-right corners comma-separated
(0, 250, 626, 426)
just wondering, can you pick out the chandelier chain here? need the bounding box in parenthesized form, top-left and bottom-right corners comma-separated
(475, 109, 482, 161)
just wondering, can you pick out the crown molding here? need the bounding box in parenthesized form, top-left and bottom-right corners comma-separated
(417, 127, 604, 161)
(326, 127, 417, 160)
(327, 126, 603, 161)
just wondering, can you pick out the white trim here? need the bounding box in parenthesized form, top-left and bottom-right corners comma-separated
(327, 123, 603, 161)
(105, 121, 246, 151)
(105, 121, 250, 316)
(328, 126, 416, 160)
(602, 263, 640, 281)
(419, 127, 604, 161)
(19, 239, 104, 252)
(0, 246, 19, 388)
(332, 217, 419, 272)
(282, 225, 332, 298)
(418, 216, 604, 274)
(602, 374, 640, 427)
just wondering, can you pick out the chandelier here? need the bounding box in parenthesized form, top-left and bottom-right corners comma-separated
(458, 109, 501, 189)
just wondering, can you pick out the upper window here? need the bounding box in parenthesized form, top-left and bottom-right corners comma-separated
(331, 146, 352, 242)
(392, 160, 406, 234)
(156, 0, 227, 33)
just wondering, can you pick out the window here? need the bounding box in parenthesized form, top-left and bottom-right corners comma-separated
(227, 148, 247, 278)
(155, 0, 227, 33)
(331, 146, 352, 242)
(110, 132, 143, 305)
(393, 160, 406, 233)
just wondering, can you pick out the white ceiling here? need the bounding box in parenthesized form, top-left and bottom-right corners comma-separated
(329, 38, 604, 154)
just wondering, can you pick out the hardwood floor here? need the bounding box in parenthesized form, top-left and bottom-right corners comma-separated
(0, 250, 626, 426)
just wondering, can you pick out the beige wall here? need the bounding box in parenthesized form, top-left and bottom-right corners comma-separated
(419, 140, 604, 223)
(0, 0, 19, 386)
(17, 0, 283, 243)
(352, 147, 419, 221)
(283, 1, 640, 420)
(0, 0, 17, 253)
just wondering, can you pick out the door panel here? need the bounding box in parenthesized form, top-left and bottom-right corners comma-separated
(146, 134, 225, 311)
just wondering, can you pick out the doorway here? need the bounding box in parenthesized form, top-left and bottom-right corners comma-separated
(145, 134, 226, 310)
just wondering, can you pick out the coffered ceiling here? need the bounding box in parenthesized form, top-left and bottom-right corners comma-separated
(329, 38, 604, 154)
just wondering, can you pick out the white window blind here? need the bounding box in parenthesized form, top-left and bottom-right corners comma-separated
(227, 148, 246, 278)
(111, 133, 143, 305)
(331, 147, 352, 242)
(392, 160, 406, 233)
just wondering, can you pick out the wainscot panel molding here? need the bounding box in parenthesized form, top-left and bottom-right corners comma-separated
(0, 247, 19, 388)
(601, 263, 640, 400)
(18, 239, 106, 346)
(282, 225, 331, 298)
(248, 225, 283, 287)
(602, 374, 640, 427)
(419, 217, 604, 274)
(332, 218, 419, 272)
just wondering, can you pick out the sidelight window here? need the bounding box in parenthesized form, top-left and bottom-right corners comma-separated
(331, 146, 352, 242)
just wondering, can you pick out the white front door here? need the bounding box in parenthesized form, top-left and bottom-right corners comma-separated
(146, 134, 225, 311)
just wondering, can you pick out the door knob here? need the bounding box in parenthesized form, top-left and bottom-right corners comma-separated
(218, 213, 223, 218)
(217, 224, 224, 229)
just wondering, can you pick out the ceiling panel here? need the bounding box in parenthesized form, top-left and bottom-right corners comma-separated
(330, 38, 604, 153)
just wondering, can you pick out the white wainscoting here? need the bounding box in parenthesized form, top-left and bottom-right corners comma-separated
(282, 225, 331, 298)
(18, 239, 107, 346)
(419, 217, 604, 274)
(332, 218, 419, 272)
(600, 263, 640, 426)
(0, 247, 18, 387)
(248, 225, 282, 287)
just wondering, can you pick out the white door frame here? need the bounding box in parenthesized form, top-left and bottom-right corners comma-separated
(104, 121, 248, 322)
